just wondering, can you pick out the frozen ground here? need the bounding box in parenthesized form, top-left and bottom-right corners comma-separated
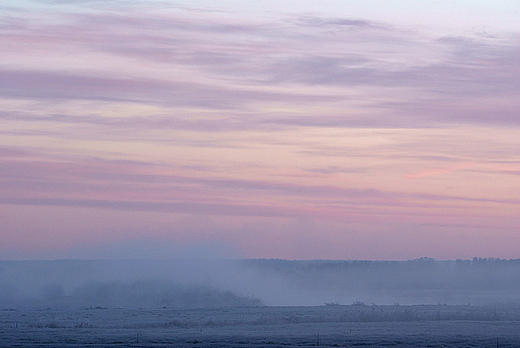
(1, 305, 520, 347)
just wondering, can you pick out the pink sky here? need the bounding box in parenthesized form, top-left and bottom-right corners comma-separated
(0, 1, 519, 260)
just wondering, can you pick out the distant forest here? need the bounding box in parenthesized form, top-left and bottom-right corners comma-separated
(241, 257, 520, 292)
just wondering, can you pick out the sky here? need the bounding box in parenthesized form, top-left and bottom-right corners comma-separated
(0, 0, 519, 260)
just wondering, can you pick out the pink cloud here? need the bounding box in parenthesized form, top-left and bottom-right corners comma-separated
(405, 163, 476, 179)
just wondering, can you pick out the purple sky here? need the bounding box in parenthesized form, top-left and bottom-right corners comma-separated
(0, 0, 519, 260)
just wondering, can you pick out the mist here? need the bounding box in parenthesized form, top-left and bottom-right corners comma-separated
(1, 258, 520, 310)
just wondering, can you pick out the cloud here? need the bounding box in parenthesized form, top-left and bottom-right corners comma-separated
(0, 109, 276, 135)
(2, 8, 519, 128)
(0, 147, 31, 158)
(0, 69, 340, 109)
(304, 166, 366, 174)
(0, 196, 301, 218)
(293, 16, 385, 29)
(1, 152, 518, 224)
(405, 163, 476, 179)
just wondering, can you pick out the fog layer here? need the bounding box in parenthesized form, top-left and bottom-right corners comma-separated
(1, 258, 519, 309)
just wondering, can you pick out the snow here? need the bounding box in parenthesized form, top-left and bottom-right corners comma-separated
(2, 305, 520, 347)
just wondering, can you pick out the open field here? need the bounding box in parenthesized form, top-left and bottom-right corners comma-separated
(2, 305, 520, 347)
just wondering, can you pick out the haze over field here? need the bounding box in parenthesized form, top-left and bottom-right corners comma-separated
(0, 0, 519, 261)
(2, 258, 520, 309)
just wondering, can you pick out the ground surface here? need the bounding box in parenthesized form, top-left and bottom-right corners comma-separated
(1, 305, 520, 347)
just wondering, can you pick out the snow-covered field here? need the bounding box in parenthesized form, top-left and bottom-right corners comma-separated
(2, 305, 520, 347)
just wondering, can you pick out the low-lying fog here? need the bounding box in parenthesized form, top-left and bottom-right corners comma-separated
(1, 258, 519, 309)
